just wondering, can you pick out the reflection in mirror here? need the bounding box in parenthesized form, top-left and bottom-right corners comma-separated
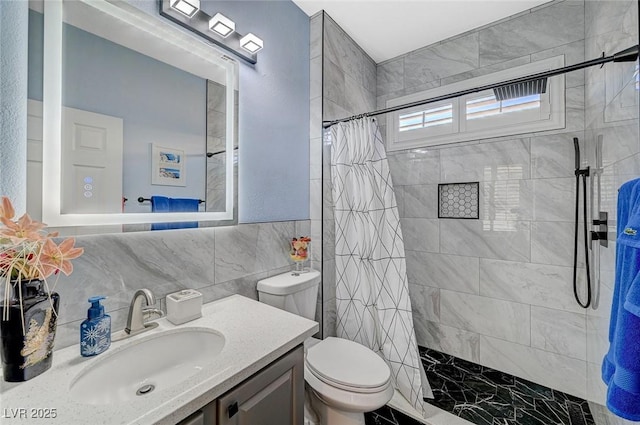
(205, 81, 239, 215)
(27, 0, 237, 235)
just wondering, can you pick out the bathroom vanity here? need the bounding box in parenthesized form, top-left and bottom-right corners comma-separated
(0, 295, 317, 425)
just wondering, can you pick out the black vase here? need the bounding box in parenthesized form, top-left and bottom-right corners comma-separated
(0, 280, 59, 382)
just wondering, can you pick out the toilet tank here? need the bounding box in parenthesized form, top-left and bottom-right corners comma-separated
(257, 270, 321, 320)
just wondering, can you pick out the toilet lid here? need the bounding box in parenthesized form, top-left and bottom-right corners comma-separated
(306, 337, 391, 391)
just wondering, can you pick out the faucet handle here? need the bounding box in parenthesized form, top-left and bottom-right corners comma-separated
(142, 307, 165, 322)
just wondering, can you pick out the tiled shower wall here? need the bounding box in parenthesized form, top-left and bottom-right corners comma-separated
(52, 220, 308, 350)
(309, 12, 324, 334)
(311, 12, 377, 337)
(377, 0, 599, 402)
(584, 1, 639, 423)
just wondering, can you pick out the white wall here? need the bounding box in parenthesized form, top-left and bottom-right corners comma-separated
(0, 1, 28, 215)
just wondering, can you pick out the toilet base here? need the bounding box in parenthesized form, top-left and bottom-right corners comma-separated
(308, 387, 365, 425)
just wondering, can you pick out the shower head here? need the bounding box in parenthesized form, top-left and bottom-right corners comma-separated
(492, 44, 638, 102)
(493, 77, 548, 101)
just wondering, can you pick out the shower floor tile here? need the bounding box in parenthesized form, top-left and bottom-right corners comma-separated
(420, 347, 594, 425)
(365, 405, 425, 425)
(365, 347, 595, 425)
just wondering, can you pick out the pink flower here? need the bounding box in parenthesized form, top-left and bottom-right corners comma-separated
(0, 213, 46, 243)
(0, 197, 14, 220)
(37, 238, 84, 278)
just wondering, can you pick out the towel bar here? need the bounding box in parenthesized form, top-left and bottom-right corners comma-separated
(137, 197, 205, 204)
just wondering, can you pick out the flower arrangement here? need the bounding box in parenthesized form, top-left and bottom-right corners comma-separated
(290, 236, 311, 262)
(0, 196, 84, 323)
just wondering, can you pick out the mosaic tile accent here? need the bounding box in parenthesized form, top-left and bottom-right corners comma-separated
(365, 347, 596, 425)
(438, 182, 479, 219)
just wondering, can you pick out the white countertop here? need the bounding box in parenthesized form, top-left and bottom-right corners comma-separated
(0, 295, 318, 425)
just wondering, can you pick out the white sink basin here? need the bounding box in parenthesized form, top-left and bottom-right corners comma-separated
(69, 328, 225, 405)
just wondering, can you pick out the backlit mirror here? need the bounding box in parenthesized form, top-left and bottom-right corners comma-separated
(28, 0, 237, 234)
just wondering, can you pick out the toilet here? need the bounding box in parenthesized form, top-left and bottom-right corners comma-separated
(257, 270, 394, 425)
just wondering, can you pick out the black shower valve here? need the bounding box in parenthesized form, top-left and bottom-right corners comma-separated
(591, 231, 608, 241)
(575, 166, 590, 177)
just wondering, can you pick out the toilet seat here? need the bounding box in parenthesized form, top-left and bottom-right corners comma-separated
(304, 364, 394, 414)
(305, 337, 391, 393)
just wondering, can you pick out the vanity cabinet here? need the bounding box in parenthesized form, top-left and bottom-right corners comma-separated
(177, 345, 304, 425)
(218, 345, 304, 425)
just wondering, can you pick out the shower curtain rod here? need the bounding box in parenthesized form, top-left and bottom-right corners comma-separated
(322, 45, 640, 128)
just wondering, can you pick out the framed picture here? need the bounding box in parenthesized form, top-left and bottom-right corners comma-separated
(151, 144, 186, 186)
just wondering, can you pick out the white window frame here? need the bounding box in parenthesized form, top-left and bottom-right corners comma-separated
(386, 55, 565, 152)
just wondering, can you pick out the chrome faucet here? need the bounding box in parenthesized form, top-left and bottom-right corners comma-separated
(125, 289, 158, 336)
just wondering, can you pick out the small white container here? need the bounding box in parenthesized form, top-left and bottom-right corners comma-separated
(166, 289, 203, 325)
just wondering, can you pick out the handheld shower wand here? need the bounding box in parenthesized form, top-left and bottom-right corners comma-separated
(573, 138, 592, 308)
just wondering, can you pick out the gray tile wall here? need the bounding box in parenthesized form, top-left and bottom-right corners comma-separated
(377, 0, 612, 402)
(52, 220, 308, 351)
(309, 12, 324, 335)
(313, 13, 377, 338)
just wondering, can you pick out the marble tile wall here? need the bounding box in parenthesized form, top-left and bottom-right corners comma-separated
(377, 0, 604, 403)
(52, 220, 307, 350)
(584, 2, 639, 424)
(309, 12, 325, 335)
(315, 12, 378, 337)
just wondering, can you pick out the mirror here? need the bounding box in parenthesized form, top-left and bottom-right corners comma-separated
(28, 0, 237, 234)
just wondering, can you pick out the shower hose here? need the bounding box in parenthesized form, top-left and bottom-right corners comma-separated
(573, 137, 592, 308)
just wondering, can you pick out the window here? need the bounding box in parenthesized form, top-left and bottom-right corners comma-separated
(399, 103, 453, 131)
(465, 94, 540, 121)
(396, 99, 458, 140)
(386, 56, 565, 151)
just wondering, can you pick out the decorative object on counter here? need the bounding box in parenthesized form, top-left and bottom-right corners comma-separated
(166, 289, 203, 325)
(289, 236, 311, 274)
(0, 196, 84, 381)
(80, 297, 111, 357)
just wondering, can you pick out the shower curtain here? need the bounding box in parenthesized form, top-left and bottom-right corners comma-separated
(330, 117, 430, 414)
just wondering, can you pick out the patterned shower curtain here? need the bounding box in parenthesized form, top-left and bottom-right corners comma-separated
(330, 117, 429, 414)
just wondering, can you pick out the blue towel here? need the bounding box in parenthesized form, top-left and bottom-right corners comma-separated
(602, 177, 640, 421)
(150, 196, 199, 230)
(622, 201, 640, 318)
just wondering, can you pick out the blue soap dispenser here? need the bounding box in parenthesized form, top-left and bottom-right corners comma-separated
(80, 296, 111, 357)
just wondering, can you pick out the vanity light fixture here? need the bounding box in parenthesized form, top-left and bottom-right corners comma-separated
(169, 0, 200, 18)
(209, 13, 235, 38)
(160, 0, 262, 64)
(240, 33, 263, 53)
